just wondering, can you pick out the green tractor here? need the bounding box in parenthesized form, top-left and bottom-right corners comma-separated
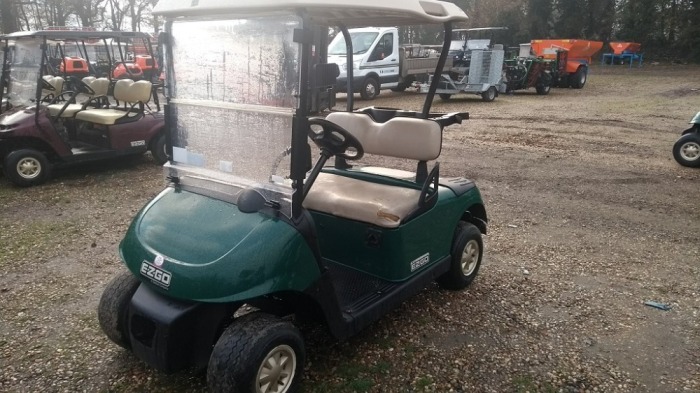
(98, 1, 488, 392)
(503, 43, 553, 95)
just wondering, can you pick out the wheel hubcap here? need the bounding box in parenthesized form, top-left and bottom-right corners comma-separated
(680, 141, 700, 161)
(16, 157, 41, 179)
(366, 84, 376, 96)
(461, 240, 480, 276)
(256, 344, 296, 393)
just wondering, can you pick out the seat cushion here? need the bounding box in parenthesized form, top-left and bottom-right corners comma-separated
(75, 108, 136, 125)
(47, 103, 84, 117)
(304, 172, 422, 228)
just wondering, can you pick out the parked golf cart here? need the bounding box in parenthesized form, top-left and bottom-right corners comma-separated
(0, 30, 165, 187)
(97, 1, 487, 392)
(672, 111, 700, 167)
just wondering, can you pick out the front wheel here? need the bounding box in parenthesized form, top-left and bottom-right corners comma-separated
(98, 271, 141, 349)
(360, 77, 379, 100)
(437, 222, 483, 290)
(535, 74, 552, 95)
(3, 149, 52, 187)
(208, 312, 305, 393)
(673, 133, 700, 167)
(570, 67, 587, 89)
(481, 86, 497, 102)
(439, 93, 452, 101)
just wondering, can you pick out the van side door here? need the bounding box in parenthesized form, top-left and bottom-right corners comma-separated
(366, 31, 399, 87)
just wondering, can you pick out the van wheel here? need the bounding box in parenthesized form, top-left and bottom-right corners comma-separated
(439, 93, 452, 101)
(150, 133, 168, 165)
(360, 77, 379, 100)
(208, 312, 305, 393)
(98, 271, 141, 349)
(437, 222, 483, 290)
(570, 68, 587, 89)
(3, 149, 52, 187)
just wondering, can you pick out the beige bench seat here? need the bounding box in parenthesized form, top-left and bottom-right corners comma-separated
(47, 77, 111, 117)
(304, 172, 422, 228)
(74, 79, 152, 125)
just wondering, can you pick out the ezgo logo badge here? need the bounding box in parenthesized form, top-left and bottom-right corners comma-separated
(140, 260, 172, 289)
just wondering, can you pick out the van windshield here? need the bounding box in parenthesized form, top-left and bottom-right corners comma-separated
(328, 32, 379, 55)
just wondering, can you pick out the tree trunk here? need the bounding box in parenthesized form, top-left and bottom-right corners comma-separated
(1, 0, 20, 34)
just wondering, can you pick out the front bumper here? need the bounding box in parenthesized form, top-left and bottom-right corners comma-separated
(128, 284, 236, 373)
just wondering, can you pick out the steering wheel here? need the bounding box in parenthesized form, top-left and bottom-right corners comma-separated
(307, 117, 364, 161)
(70, 76, 95, 96)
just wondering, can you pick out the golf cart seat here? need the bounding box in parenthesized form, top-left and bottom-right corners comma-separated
(47, 77, 111, 117)
(41, 75, 64, 102)
(74, 79, 152, 125)
(304, 112, 441, 228)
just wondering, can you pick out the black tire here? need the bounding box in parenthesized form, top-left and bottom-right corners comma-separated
(360, 77, 379, 100)
(391, 85, 407, 93)
(481, 86, 497, 102)
(437, 222, 483, 290)
(535, 75, 552, 95)
(3, 149, 52, 187)
(208, 312, 305, 393)
(570, 67, 587, 89)
(150, 133, 168, 165)
(98, 271, 141, 349)
(673, 133, 700, 168)
(439, 93, 452, 101)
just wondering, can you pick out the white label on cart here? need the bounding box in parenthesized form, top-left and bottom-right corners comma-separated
(410, 253, 430, 272)
(131, 140, 146, 147)
(140, 261, 172, 289)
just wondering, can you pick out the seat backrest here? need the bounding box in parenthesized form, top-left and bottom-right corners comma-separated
(325, 112, 441, 161)
(42, 75, 64, 94)
(113, 79, 152, 103)
(85, 77, 111, 97)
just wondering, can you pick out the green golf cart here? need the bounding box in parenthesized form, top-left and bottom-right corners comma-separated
(98, 1, 488, 392)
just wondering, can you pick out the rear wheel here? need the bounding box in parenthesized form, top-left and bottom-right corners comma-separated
(673, 133, 700, 167)
(570, 67, 587, 89)
(3, 149, 51, 187)
(98, 271, 141, 349)
(481, 86, 497, 102)
(439, 93, 452, 101)
(360, 77, 379, 100)
(150, 133, 168, 165)
(208, 312, 305, 393)
(437, 222, 483, 290)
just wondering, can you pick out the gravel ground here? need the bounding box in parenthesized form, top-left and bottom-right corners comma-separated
(1, 64, 699, 392)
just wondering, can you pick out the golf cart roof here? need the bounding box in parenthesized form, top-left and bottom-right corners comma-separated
(0, 30, 151, 41)
(153, 0, 468, 26)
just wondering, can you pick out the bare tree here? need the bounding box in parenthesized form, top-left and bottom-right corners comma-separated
(1, 0, 21, 33)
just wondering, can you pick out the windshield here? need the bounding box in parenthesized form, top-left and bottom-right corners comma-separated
(6, 38, 42, 108)
(328, 32, 379, 55)
(165, 17, 300, 217)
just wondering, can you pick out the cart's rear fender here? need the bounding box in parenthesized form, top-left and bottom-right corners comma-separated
(120, 186, 321, 302)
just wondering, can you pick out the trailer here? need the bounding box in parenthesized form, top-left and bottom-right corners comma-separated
(530, 39, 603, 89)
(601, 42, 643, 67)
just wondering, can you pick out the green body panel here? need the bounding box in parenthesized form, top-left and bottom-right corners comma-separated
(690, 111, 700, 125)
(120, 187, 321, 302)
(310, 172, 484, 281)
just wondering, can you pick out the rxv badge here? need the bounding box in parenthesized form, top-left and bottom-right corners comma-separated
(130, 140, 146, 147)
(140, 261, 172, 289)
(410, 253, 430, 272)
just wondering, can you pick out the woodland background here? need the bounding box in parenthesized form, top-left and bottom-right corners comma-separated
(1, 0, 699, 61)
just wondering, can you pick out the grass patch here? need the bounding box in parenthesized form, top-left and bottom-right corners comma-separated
(415, 376, 433, 390)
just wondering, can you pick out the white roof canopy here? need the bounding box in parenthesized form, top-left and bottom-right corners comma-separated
(153, 0, 468, 26)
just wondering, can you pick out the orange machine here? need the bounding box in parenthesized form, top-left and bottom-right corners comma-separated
(531, 39, 603, 73)
(59, 56, 90, 77)
(112, 62, 144, 80)
(608, 42, 641, 55)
